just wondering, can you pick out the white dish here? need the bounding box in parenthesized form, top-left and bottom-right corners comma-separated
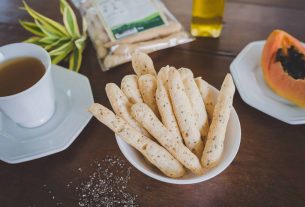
(116, 85, 241, 184)
(230, 41, 305, 125)
(0, 65, 93, 164)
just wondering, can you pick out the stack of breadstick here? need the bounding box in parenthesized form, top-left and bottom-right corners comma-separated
(89, 52, 235, 178)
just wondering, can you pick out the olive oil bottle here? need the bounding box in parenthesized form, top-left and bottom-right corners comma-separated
(191, 0, 225, 38)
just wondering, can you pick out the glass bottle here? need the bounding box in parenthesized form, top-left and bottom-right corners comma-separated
(191, 0, 225, 38)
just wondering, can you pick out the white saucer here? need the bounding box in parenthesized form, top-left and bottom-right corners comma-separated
(0, 65, 93, 163)
(230, 41, 305, 125)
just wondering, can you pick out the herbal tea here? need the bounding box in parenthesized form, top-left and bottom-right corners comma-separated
(0, 57, 45, 97)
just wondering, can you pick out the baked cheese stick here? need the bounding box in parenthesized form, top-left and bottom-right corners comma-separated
(104, 54, 130, 69)
(156, 66, 183, 144)
(104, 21, 182, 47)
(131, 103, 204, 175)
(168, 68, 204, 158)
(113, 31, 189, 56)
(178, 68, 209, 141)
(201, 74, 235, 168)
(121, 74, 143, 104)
(105, 83, 151, 138)
(195, 77, 217, 120)
(89, 103, 185, 178)
(132, 52, 156, 76)
(138, 74, 160, 117)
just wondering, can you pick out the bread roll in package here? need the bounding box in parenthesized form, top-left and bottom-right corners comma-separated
(72, 0, 194, 71)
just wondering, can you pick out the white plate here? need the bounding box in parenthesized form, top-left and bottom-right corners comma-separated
(116, 85, 241, 184)
(230, 41, 305, 125)
(0, 65, 93, 164)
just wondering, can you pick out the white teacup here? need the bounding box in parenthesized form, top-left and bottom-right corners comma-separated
(0, 43, 55, 128)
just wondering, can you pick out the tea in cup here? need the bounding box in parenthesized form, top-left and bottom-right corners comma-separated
(0, 43, 55, 128)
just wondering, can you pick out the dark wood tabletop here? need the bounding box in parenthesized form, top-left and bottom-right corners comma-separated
(1, 0, 305, 206)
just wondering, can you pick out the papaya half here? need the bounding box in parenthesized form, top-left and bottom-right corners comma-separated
(262, 30, 305, 107)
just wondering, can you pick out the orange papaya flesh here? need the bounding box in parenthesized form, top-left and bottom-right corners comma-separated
(261, 30, 305, 108)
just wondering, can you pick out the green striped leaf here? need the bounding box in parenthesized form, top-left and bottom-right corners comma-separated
(69, 47, 82, 71)
(51, 44, 73, 65)
(62, 1, 80, 37)
(75, 36, 86, 50)
(59, 0, 68, 15)
(24, 36, 42, 44)
(39, 36, 59, 44)
(24, 37, 48, 48)
(82, 17, 88, 36)
(44, 37, 70, 51)
(19, 20, 44, 36)
(34, 19, 59, 37)
(49, 40, 73, 56)
(23, 1, 68, 36)
(39, 21, 67, 37)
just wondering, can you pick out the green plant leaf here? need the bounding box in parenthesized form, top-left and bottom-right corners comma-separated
(59, 0, 68, 15)
(62, 1, 80, 37)
(39, 36, 59, 44)
(44, 37, 70, 51)
(24, 37, 49, 48)
(69, 47, 82, 71)
(34, 19, 60, 37)
(82, 17, 88, 36)
(51, 44, 73, 65)
(22, 1, 68, 36)
(19, 20, 45, 36)
(75, 36, 86, 50)
(49, 40, 73, 56)
(24, 36, 42, 44)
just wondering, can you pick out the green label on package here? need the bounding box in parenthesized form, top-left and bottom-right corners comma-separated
(93, 0, 166, 40)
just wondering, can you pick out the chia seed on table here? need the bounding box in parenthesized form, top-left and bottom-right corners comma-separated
(75, 155, 139, 207)
(41, 155, 138, 207)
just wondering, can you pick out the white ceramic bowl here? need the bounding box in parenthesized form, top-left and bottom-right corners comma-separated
(116, 85, 241, 184)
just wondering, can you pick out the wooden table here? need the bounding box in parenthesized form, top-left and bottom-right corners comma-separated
(1, 0, 305, 206)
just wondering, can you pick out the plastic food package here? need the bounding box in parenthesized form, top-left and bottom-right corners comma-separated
(72, 0, 194, 71)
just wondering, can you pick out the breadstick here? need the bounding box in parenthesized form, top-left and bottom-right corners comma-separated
(89, 103, 185, 178)
(104, 21, 182, 48)
(201, 74, 235, 168)
(105, 83, 151, 138)
(103, 54, 131, 69)
(156, 66, 183, 144)
(95, 39, 107, 58)
(178, 68, 209, 141)
(132, 52, 156, 76)
(195, 77, 217, 120)
(157, 65, 170, 83)
(113, 31, 189, 56)
(168, 68, 204, 158)
(131, 103, 204, 175)
(138, 74, 160, 117)
(121, 75, 143, 104)
(85, 12, 109, 43)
